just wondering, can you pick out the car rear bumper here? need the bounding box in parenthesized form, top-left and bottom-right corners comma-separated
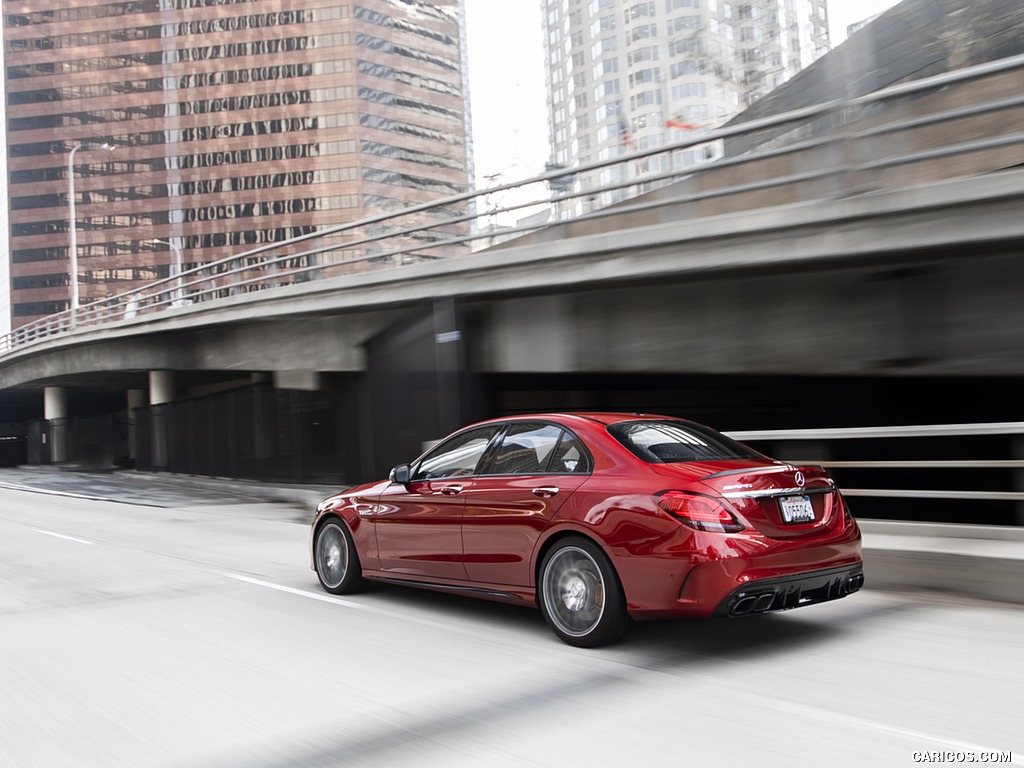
(711, 563, 865, 617)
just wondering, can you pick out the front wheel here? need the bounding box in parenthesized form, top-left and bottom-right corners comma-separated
(538, 537, 632, 647)
(314, 519, 364, 595)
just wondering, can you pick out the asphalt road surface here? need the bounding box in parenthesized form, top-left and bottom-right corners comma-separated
(0, 477, 1021, 768)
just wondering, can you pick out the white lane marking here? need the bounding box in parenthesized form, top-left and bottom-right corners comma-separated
(34, 529, 93, 545)
(217, 572, 468, 632)
(219, 572, 369, 610)
(743, 691, 1023, 763)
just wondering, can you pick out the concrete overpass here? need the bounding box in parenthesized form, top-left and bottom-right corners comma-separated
(2, 166, 1024, 384)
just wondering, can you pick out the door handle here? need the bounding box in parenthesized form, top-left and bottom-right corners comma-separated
(532, 486, 559, 498)
(440, 484, 463, 496)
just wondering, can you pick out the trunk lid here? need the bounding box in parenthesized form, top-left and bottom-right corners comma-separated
(655, 461, 842, 539)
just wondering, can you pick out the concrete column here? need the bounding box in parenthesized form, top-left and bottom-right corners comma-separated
(149, 371, 175, 469)
(44, 386, 69, 464)
(126, 388, 146, 462)
(44, 387, 67, 420)
(149, 370, 175, 405)
(252, 378, 275, 467)
(272, 370, 320, 391)
(248, 372, 275, 465)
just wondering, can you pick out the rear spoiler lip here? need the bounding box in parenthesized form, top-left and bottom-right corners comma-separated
(722, 484, 836, 500)
(698, 463, 837, 500)
(699, 463, 824, 481)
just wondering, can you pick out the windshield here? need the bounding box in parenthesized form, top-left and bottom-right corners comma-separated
(608, 420, 763, 464)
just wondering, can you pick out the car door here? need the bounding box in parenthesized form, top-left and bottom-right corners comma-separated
(375, 426, 499, 580)
(461, 423, 592, 586)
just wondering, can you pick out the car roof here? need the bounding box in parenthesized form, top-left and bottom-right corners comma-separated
(475, 412, 682, 427)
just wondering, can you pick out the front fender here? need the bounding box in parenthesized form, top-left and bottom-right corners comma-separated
(311, 491, 384, 572)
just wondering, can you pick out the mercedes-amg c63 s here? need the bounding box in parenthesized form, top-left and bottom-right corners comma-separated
(311, 413, 864, 646)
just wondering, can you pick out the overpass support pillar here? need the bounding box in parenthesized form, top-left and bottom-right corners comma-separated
(126, 388, 147, 462)
(44, 386, 69, 464)
(250, 373, 275, 465)
(363, 299, 483, 478)
(149, 371, 175, 469)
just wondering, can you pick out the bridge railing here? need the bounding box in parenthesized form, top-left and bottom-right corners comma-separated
(726, 422, 1024, 525)
(2, 52, 1023, 358)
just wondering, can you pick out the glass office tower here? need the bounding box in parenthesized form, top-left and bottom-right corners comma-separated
(541, 0, 830, 207)
(2, 0, 470, 328)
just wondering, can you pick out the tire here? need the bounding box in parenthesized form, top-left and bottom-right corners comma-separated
(538, 536, 632, 647)
(314, 519, 365, 595)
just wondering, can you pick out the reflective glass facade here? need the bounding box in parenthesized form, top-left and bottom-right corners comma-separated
(3, 0, 469, 326)
(542, 0, 830, 208)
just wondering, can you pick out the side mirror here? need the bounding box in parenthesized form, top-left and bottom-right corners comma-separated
(389, 463, 411, 485)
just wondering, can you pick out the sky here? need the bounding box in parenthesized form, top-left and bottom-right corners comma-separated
(463, 0, 903, 191)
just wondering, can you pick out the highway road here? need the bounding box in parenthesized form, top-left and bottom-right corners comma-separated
(0, 478, 1021, 768)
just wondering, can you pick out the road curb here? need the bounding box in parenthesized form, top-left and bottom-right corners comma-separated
(109, 469, 339, 511)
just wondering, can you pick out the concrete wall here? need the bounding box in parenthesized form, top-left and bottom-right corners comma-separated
(475, 249, 1024, 377)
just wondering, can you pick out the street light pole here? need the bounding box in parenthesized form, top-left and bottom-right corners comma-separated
(67, 142, 114, 328)
(151, 239, 185, 305)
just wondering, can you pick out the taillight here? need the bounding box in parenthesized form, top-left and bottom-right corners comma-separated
(655, 491, 745, 533)
(843, 499, 858, 529)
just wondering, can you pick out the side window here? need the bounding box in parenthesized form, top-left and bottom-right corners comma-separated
(489, 424, 563, 475)
(412, 427, 497, 480)
(549, 430, 592, 474)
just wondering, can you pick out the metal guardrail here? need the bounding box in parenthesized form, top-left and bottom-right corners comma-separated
(727, 422, 1024, 504)
(2, 52, 1024, 357)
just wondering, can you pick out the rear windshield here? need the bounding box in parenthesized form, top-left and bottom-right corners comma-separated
(608, 420, 763, 464)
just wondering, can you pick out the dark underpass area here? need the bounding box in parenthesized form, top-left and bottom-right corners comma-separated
(2, 370, 1022, 526)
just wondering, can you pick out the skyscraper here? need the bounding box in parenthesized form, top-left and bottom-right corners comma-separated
(541, 0, 830, 202)
(2, 0, 470, 329)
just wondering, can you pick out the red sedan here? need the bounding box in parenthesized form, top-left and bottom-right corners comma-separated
(311, 413, 864, 646)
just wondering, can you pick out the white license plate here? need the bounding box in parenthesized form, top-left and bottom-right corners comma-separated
(779, 495, 815, 523)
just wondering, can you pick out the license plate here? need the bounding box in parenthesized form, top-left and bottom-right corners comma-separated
(779, 495, 815, 523)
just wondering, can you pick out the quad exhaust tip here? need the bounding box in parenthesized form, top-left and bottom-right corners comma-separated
(731, 592, 776, 616)
(753, 593, 775, 612)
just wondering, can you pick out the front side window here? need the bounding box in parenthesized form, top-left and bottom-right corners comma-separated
(608, 420, 762, 463)
(412, 427, 498, 480)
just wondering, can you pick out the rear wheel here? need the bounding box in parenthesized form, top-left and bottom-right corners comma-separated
(539, 537, 631, 647)
(314, 519, 364, 594)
